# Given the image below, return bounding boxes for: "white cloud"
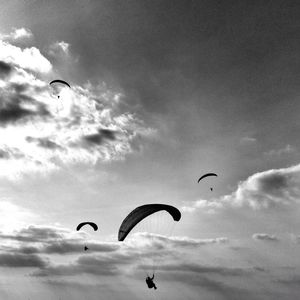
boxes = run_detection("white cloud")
[222,164,300,209]
[11,28,33,40]
[0,28,33,41]
[0,40,52,73]
[0,201,37,232]
[264,144,296,156]
[240,136,257,144]
[182,199,223,213]
[48,41,70,56]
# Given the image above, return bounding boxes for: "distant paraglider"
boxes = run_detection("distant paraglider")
[49,79,70,99]
[76,222,98,252]
[198,173,218,191]
[49,79,71,88]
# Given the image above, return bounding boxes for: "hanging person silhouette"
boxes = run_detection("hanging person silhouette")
[146,274,157,290]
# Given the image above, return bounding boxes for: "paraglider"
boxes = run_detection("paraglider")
[198,173,218,191]
[118,204,181,290]
[49,79,70,99]
[118,204,181,242]
[76,222,98,252]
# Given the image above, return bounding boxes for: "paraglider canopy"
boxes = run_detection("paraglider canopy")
[118,204,181,242]
[49,79,71,88]
[76,222,98,231]
[197,173,218,183]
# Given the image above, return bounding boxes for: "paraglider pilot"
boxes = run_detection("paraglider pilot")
[146,274,157,290]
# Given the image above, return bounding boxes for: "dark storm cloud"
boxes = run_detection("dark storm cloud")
[26,137,62,150]
[252,233,279,242]
[0,61,13,78]
[0,253,48,268]
[83,128,117,146]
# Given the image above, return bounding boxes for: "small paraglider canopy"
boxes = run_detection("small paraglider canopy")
[197,173,218,183]
[76,222,98,231]
[118,204,181,242]
[49,79,71,88]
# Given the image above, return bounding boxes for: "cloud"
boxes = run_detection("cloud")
[11,28,33,40]
[0,225,69,243]
[159,262,250,277]
[0,225,119,256]
[252,233,279,242]
[48,41,70,56]
[0,40,52,73]
[0,61,13,78]
[26,137,62,150]
[82,128,117,146]
[0,253,48,268]
[264,144,296,156]
[0,201,36,232]
[31,252,135,277]
[277,275,300,286]
[0,28,33,41]
[129,233,228,249]
[182,199,223,213]
[240,136,257,144]
[222,164,300,209]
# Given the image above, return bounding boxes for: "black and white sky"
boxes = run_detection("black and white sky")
[0,1,300,299]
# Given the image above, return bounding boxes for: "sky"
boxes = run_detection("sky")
[0,0,299,299]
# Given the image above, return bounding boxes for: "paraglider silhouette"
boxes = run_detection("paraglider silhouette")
[49,79,71,88]
[76,222,98,252]
[49,80,71,98]
[118,204,181,290]
[198,173,218,191]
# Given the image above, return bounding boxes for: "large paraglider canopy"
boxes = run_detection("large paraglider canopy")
[118,204,181,242]
[76,222,98,231]
[197,173,218,183]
